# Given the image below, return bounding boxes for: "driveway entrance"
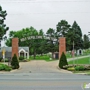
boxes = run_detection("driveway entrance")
[11,60,62,73]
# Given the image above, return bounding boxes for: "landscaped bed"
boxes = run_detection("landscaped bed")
[0,63,12,71]
[61,56,90,75]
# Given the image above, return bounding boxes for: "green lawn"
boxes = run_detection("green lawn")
[29,55,57,62]
[87,72,90,75]
[72,70,90,75]
[68,57,90,64]
[68,57,90,74]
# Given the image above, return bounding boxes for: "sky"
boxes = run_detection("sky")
[0,0,90,46]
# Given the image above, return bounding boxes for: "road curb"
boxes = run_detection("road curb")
[57,66,73,73]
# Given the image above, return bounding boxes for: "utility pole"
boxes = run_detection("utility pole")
[0,40,1,50]
[73,41,75,64]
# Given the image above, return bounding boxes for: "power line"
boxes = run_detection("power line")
[7,12,90,15]
[0,0,90,3]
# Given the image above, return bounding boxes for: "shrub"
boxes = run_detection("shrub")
[63,64,77,69]
[67,67,75,71]
[0,64,12,71]
[5,58,9,62]
[84,65,90,70]
[19,56,24,61]
[0,64,4,70]
[11,54,20,69]
[75,66,85,71]
[59,52,68,69]
[4,65,12,71]
[0,57,2,62]
[2,58,9,62]
[63,65,68,69]
[23,59,28,62]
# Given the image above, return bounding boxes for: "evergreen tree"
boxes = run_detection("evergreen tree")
[66,21,83,51]
[56,20,70,37]
[83,34,90,49]
[72,21,83,50]
[59,52,68,69]
[11,54,19,69]
[0,5,9,39]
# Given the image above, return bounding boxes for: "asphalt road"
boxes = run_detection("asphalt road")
[0,73,90,90]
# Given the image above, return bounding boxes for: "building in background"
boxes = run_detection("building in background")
[0,47,29,60]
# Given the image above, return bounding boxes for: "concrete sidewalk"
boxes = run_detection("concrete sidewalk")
[67,55,90,61]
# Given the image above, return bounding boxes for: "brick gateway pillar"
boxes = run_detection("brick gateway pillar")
[59,37,66,59]
[12,38,19,59]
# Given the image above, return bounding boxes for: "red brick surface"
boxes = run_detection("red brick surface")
[59,37,66,59]
[12,38,19,58]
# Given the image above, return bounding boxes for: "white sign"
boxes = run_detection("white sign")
[21,36,56,41]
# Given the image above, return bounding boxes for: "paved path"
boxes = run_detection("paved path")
[11,60,72,73]
[67,55,90,61]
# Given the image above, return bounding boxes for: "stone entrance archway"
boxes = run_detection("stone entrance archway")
[11,37,66,73]
[12,37,66,59]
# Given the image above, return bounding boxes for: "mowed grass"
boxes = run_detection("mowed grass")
[29,55,55,62]
[68,57,90,64]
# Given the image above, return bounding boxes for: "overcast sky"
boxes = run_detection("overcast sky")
[0,0,90,41]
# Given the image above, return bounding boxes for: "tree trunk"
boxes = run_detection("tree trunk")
[52,52,54,59]
[41,53,43,56]
[33,49,36,59]
[34,52,36,59]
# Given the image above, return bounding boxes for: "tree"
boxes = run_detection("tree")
[72,21,83,50]
[88,32,90,48]
[5,38,12,46]
[37,29,46,55]
[11,54,19,69]
[59,52,68,69]
[46,28,57,58]
[66,21,83,51]
[56,20,70,37]
[5,27,46,59]
[39,29,44,35]
[0,5,9,40]
[83,34,90,49]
